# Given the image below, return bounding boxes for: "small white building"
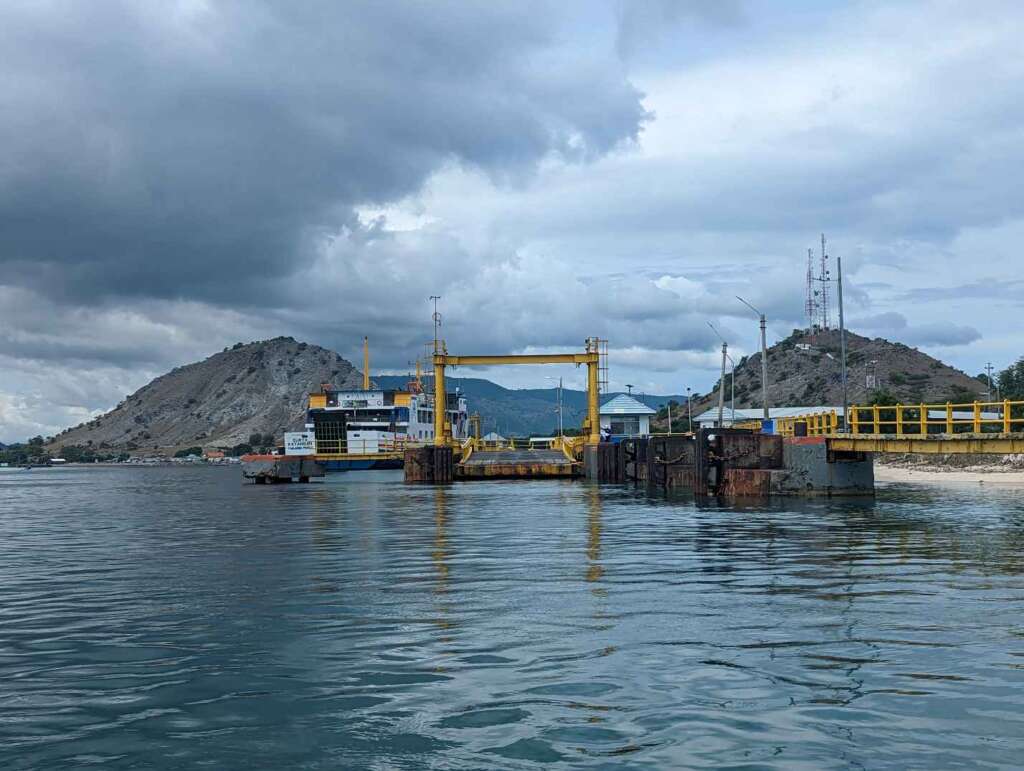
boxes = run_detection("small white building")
[600,394,657,436]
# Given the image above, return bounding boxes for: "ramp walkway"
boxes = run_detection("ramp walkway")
[456,449,579,479]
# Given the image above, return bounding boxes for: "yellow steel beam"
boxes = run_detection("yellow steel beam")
[434,353,447,446]
[444,353,598,366]
[829,434,1024,454]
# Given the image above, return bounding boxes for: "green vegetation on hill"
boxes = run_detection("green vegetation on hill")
[998,358,1024,400]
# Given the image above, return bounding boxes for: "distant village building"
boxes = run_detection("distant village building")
[599,394,656,436]
[204,449,225,459]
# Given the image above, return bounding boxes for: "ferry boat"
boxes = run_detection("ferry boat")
[306,357,469,471]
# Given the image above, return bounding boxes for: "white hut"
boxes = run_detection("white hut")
[599,394,657,436]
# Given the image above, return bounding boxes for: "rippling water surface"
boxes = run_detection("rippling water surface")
[2,466,1024,768]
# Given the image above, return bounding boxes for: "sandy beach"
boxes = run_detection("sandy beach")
[875,463,1024,487]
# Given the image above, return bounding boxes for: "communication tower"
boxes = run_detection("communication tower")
[805,234,833,332]
[819,233,831,330]
[805,248,817,331]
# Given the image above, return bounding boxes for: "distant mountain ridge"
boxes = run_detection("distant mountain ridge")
[45,328,985,453]
[49,337,363,453]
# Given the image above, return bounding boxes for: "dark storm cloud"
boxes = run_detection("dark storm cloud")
[0,0,646,305]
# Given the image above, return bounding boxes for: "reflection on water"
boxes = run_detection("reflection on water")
[2,466,1024,768]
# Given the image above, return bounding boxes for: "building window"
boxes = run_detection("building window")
[609,416,641,436]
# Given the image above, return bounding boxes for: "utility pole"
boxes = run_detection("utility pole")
[708,322,728,428]
[546,376,563,437]
[686,386,692,431]
[725,353,736,422]
[557,378,562,437]
[985,362,994,402]
[837,256,849,431]
[667,402,672,434]
[718,344,727,427]
[737,296,769,421]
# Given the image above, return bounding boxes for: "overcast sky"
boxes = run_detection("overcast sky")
[2,0,1023,442]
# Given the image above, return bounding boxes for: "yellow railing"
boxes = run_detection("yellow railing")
[848,401,1024,435]
[774,411,840,436]
[732,420,763,430]
[314,437,425,456]
[771,401,1024,437]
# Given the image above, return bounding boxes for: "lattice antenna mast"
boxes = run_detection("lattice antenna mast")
[805,248,818,331]
[819,233,831,330]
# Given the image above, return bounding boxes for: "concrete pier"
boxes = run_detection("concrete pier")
[456,449,577,479]
[599,430,873,497]
[241,455,325,483]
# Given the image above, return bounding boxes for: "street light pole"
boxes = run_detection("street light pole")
[726,353,736,422]
[836,257,849,432]
[708,322,728,428]
[546,376,563,438]
[718,344,727,427]
[687,386,692,431]
[737,296,769,421]
[557,377,563,437]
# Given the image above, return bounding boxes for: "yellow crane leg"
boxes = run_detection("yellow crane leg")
[434,355,447,446]
[586,358,600,446]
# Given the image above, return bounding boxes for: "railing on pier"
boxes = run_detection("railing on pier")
[774,411,839,437]
[772,400,1024,437]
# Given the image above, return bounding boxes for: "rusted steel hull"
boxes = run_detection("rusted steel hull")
[404,446,454,483]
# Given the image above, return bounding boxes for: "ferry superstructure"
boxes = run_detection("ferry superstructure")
[306,366,468,470]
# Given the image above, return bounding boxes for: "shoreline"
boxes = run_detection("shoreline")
[875,463,1024,487]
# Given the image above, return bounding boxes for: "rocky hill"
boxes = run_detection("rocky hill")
[686,328,986,419]
[49,337,363,453]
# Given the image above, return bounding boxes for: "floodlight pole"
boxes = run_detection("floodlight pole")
[726,353,736,422]
[708,322,728,428]
[687,386,692,431]
[837,257,849,432]
[737,296,769,421]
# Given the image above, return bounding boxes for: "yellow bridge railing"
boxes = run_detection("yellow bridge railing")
[774,411,839,436]
[771,401,1024,437]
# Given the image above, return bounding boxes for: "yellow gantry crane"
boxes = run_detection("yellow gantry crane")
[432,338,604,448]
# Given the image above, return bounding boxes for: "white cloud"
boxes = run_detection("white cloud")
[3,1,1024,441]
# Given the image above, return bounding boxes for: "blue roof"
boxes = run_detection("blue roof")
[599,394,657,415]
